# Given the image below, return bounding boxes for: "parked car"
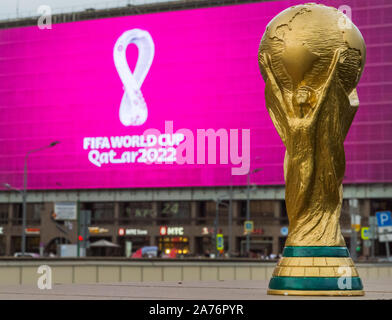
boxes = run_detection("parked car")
[131,246,158,258]
[14,252,40,258]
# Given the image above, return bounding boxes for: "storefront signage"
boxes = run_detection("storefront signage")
[252,228,263,235]
[216,234,224,251]
[54,202,77,220]
[25,228,40,235]
[244,220,254,234]
[126,229,148,236]
[118,228,148,236]
[242,228,264,235]
[160,226,184,236]
[89,227,109,234]
[361,227,370,240]
[202,227,211,235]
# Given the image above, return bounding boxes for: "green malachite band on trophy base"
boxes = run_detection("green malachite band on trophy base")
[283,246,350,257]
[269,276,363,291]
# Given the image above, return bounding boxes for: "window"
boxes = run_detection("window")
[280,201,289,225]
[196,202,206,225]
[83,203,114,224]
[158,202,191,225]
[371,199,392,213]
[206,201,228,225]
[119,202,155,225]
[0,204,8,224]
[238,200,276,225]
[12,203,42,225]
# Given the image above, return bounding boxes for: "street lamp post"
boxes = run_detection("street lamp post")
[228,177,233,257]
[245,168,263,257]
[8,141,60,256]
[213,196,230,258]
[349,198,359,262]
[246,173,250,255]
[214,174,262,258]
[214,200,219,257]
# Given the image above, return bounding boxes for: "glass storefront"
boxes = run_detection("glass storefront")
[117,235,150,256]
[237,236,273,257]
[157,236,190,256]
[195,235,213,257]
[11,236,40,254]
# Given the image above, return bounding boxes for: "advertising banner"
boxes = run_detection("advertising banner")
[54,202,77,220]
[0,0,391,189]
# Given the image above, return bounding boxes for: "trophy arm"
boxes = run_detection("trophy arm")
[307,48,342,121]
[260,53,292,146]
[260,53,294,118]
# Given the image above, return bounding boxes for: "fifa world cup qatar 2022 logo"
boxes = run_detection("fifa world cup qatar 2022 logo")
[82,28,251,175]
[113,29,155,126]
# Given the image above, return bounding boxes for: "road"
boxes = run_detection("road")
[0,279,391,300]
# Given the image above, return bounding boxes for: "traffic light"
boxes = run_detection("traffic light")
[79,210,91,249]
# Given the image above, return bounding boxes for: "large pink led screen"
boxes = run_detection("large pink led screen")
[0,0,391,190]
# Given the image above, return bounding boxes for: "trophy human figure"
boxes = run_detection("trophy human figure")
[258,3,366,295]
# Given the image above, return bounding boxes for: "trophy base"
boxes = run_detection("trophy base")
[267,289,364,296]
[267,246,364,296]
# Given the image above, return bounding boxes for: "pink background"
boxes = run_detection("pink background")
[0,0,391,190]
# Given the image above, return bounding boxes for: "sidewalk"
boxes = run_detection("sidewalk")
[0,279,391,300]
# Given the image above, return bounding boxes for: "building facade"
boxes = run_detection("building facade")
[0,0,391,258]
[1,184,391,257]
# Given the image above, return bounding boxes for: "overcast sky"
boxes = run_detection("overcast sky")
[0,0,174,20]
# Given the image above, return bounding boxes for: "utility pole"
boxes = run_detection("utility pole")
[21,158,27,255]
[214,201,219,257]
[349,199,359,261]
[213,197,230,258]
[77,200,80,257]
[228,176,233,257]
[369,216,376,260]
[22,141,60,255]
[79,210,91,257]
[245,168,263,257]
[246,173,251,255]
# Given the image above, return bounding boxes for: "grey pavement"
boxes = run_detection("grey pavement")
[0,279,391,300]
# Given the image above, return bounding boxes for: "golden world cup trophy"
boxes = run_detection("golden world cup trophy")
[258,3,366,296]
